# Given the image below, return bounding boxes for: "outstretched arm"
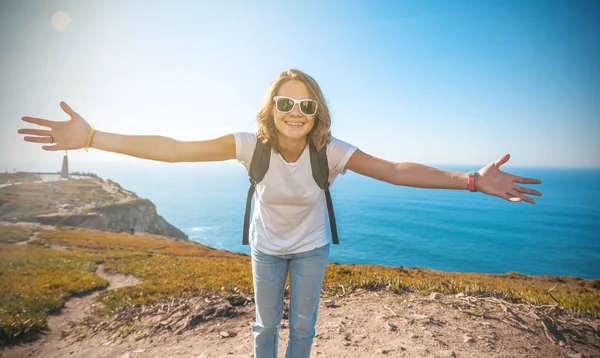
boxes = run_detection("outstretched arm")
[345,149,542,204]
[18,102,236,163]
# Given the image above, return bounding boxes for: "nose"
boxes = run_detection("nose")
[289,103,302,116]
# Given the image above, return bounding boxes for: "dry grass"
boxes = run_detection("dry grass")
[1,226,598,344]
[0,244,106,341]
[0,225,36,244]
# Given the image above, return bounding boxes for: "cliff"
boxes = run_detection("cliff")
[0,172,188,240]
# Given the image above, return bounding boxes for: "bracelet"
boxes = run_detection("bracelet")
[467,171,477,192]
[84,126,95,152]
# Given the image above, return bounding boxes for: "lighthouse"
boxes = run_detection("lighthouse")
[60,151,69,178]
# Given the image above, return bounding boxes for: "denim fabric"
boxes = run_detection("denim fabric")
[251,243,330,358]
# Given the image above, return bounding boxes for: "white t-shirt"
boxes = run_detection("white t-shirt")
[234,132,358,255]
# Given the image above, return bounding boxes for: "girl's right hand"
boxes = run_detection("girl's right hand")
[18,101,91,151]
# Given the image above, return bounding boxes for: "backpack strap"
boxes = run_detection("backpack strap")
[309,142,339,244]
[243,139,271,245]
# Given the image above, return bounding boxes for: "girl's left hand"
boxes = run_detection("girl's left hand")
[475,153,542,204]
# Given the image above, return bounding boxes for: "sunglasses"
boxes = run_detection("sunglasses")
[273,96,318,116]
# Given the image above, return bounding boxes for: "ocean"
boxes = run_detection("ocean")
[73,160,600,279]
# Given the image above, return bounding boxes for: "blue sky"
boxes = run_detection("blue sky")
[1,0,599,172]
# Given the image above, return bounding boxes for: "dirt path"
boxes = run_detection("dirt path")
[2,232,143,358]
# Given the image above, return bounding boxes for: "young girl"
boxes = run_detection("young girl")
[19,69,542,358]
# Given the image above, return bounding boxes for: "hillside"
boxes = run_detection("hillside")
[0,172,187,240]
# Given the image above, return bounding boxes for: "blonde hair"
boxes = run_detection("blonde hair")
[257,69,332,152]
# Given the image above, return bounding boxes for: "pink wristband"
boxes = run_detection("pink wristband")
[468,172,476,192]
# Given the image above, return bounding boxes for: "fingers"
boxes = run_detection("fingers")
[23,136,53,144]
[500,193,521,202]
[21,116,58,129]
[42,145,63,151]
[495,153,510,168]
[60,101,77,116]
[514,184,542,197]
[508,188,536,204]
[500,190,538,204]
[18,128,52,136]
[514,176,542,185]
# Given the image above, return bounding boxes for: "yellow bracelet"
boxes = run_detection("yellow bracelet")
[84,126,95,152]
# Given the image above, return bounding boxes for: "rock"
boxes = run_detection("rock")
[226,295,248,307]
[387,322,398,332]
[324,299,336,307]
[413,314,431,326]
[343,342,351,347]
[455,293,465,298]
[407,304,413,308]
[219,331,230,338]
[409,333,418,339]
[477,335,495,341]
[429,292,441,300]
[450,352,457,358]
[132,350,145,354]
[559,340,566,347]
[568,354,586,358]
[463,334,475,343]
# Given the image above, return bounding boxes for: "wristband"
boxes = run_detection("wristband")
[467,171,477,192]
[84,126,95,152]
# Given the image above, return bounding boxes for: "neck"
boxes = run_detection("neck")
[277,136,307,163]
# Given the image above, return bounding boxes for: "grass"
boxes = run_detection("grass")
[1,225,599,344]
[0,226,36,244]
[0,244,107,341]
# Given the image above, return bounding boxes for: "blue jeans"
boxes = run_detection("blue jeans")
[251,243,330,358]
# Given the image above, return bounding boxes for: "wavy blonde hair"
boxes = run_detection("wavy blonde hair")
[257,69,332,152]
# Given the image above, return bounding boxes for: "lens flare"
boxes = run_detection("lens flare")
[51,11,71,32]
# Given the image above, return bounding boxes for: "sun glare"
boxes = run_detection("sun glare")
[51,11,71,32]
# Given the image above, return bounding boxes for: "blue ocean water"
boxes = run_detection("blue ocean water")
[76,161,600,279]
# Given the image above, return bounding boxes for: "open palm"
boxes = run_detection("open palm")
[18,102,90,151]
[476,153,542,204]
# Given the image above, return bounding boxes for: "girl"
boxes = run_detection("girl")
[19,69,542,358]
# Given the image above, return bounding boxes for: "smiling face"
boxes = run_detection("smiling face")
[272,80,316,145]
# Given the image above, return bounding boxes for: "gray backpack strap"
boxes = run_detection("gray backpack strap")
[243,138,271,245]
[309,143,339,244]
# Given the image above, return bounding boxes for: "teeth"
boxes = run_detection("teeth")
[286,122,303,127]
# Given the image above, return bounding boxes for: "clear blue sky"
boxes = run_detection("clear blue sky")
[1,0,599,172]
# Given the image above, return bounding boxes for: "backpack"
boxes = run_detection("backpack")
[242,138,339,245]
